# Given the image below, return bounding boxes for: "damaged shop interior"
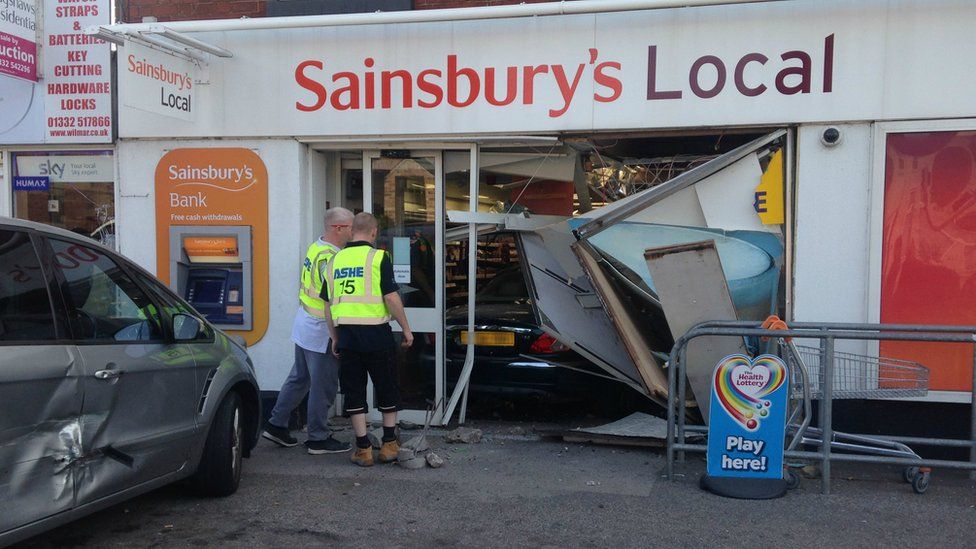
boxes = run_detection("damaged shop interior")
[317,128,789,425]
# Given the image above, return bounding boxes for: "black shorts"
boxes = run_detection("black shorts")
[339,348,400,415]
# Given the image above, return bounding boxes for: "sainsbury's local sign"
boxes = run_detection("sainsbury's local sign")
[294,36,835,118]
[122,41,196,121]
[117,0,976,138]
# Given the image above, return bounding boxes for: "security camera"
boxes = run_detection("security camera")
[821,127,842,147]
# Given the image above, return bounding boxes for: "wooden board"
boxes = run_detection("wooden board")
[572,240,669,405]
[644,240,747,420]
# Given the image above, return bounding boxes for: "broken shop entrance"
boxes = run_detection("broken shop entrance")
[314,129,789,425]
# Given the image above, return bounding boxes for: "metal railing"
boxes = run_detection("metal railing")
[665,320,976,494]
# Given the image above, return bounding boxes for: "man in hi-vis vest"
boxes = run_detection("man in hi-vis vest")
[322,212,414,467]
[263,207,354,455]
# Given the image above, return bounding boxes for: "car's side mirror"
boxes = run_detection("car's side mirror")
[173,314,203,341]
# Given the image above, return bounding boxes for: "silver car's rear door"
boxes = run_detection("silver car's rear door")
[0,228,83,534]
[45,237,198,505]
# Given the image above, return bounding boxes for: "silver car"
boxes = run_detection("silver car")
[0,217,261,546]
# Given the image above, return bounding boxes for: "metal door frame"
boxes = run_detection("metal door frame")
[363,149,445,425]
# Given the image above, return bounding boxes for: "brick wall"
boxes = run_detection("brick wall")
[414,0,555,9]
[118,0,560,23]
[118,0,268,23]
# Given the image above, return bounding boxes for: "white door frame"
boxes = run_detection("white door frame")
[363,149,445,425]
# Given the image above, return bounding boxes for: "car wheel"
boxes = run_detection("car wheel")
[191,392,243,497]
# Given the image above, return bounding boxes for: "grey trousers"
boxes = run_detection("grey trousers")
[268,344,340,441]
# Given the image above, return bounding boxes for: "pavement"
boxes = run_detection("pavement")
[15,421,976,548]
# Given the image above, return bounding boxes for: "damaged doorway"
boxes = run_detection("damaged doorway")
[443,130,792,423]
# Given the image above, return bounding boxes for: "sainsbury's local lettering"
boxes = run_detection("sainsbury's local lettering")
[647,34,835,100]
[294,50,622,118]
[294,35,836,117]
[127,54,193,91]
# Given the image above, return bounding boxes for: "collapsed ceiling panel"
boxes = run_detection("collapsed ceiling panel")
[516,130,787,406]
[520,230,645,392]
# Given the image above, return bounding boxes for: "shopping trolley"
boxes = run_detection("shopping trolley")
[764,317,933,493]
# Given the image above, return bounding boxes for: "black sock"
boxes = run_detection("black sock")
[356,435,371,449]
[382,426,397,442]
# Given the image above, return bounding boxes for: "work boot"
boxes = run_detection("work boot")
[378,440,400,463]
[351,446,374,467]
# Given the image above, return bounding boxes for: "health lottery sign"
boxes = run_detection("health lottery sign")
[706,354,789,480]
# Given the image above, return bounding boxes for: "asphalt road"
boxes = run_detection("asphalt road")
[15,424,976,548]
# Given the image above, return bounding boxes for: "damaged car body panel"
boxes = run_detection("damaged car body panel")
[0,346,85,533]
[42,235,203,506]
[516,130,788,407]
[0,218,261,546]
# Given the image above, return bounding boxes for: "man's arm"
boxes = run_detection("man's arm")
[384,291,413,348]
[377,250,412,346]
[323,302,340,355]
[319,268,339,355]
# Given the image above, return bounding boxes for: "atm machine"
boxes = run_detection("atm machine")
[169,226,252,331]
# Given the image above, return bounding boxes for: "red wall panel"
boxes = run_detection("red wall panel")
[881,130,976,392]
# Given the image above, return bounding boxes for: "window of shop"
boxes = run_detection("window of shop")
[881,129,976,392]
[10,151,116,248]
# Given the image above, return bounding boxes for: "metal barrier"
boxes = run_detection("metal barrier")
[665,320,976,494]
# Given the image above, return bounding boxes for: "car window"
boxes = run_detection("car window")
[0,230,58,342]
[476,268,528,302]
[139,273,214,341]
[50,239,164,343]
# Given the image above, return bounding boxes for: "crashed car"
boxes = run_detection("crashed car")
[435,265,625,402]
[0,217,261,546]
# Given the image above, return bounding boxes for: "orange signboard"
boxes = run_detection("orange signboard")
[155,148,269,346]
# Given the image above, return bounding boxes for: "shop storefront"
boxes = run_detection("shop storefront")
[1,0,115,244]
[7,149,117,246]
[100,0,976,422]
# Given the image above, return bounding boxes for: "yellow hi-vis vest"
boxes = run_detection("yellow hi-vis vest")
[298,240,339,319]
[325,245,391,326]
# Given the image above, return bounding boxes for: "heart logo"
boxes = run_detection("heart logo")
[713,354,786,431]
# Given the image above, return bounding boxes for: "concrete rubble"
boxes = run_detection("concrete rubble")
[445,427,483,444]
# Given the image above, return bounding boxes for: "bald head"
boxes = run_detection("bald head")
[351,212,379,242]
[323,207,354,246]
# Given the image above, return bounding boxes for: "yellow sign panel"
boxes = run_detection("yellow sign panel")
[754,150,785,225]
[460,331,516,347]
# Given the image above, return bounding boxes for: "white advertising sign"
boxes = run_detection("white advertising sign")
[42,0,112,143]
[393,264,411,284]
[0,0,37,82]
[16,153,114,182]
[117,0,976,139]
[122,41,197,121]
[0,73,44,142]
